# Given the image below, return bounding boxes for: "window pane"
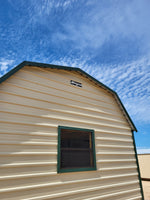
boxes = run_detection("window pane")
[58,127,96,172]
[61,130,90,149]
[61,150,92,168]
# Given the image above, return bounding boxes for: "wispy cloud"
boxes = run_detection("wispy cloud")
[83,57,150,123]
[4,0,150,65]
[50,55,150,124]
[51,0,150,58]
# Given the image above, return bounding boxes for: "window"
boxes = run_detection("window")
[57,126,96,173]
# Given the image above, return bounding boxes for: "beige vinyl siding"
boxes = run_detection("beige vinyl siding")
[0,66,141,200]
[138,154,150,179]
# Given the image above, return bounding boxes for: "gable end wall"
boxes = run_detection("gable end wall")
[0,66,142,199]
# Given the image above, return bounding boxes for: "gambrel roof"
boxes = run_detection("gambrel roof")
[0,61,137,132]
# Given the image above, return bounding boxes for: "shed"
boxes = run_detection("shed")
[0,61,144,200]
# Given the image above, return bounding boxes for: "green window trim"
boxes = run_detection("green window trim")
[57,126,97,173]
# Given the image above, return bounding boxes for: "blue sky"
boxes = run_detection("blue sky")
[0,0,150,153]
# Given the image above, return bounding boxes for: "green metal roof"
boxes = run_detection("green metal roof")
[0,61,137,132]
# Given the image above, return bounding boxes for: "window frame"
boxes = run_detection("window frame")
[57,126,97,173]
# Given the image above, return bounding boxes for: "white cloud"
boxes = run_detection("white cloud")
[0,59,14,76]
[137,148,150,154]
[51,0,150,53]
